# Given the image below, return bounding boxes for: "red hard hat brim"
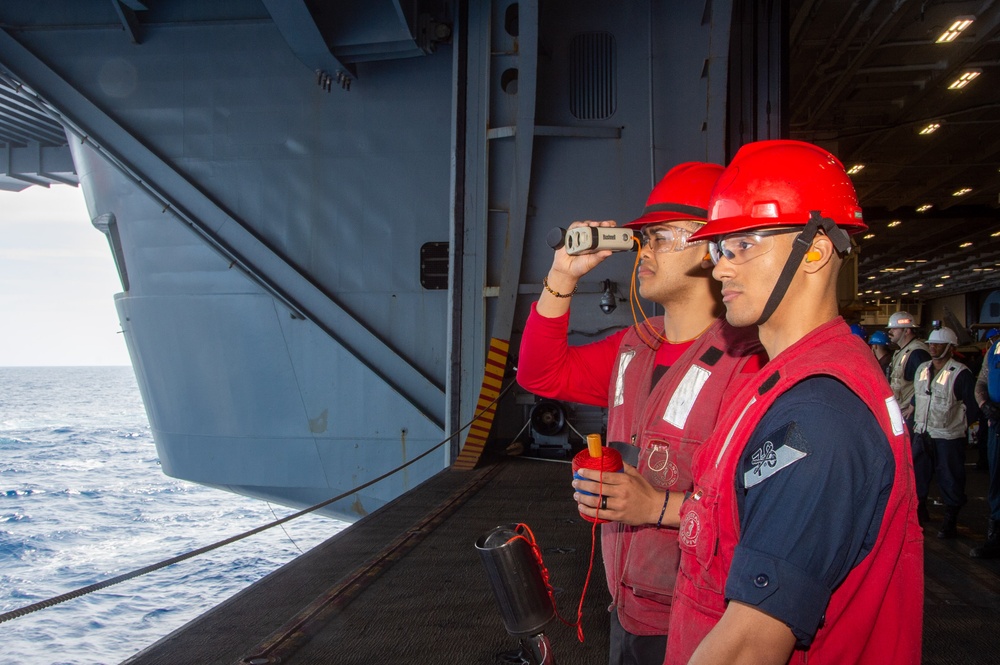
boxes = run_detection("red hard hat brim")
[689,216,867,241]
[623,210,707,229]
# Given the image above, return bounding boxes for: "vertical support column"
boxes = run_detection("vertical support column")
[454,0,538,468]
[726,0,788,155]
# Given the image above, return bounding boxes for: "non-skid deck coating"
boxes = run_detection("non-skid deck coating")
[124,452,1000,664]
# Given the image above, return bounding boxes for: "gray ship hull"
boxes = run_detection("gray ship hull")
[0,0,733,521]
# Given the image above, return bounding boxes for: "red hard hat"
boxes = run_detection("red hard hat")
[689,140,866,241]
[624,162,725,229]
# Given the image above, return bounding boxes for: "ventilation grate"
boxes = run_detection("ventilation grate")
[570,32,617,120]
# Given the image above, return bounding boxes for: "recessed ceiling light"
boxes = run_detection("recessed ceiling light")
[867,275,876,280]
[991,230,1000,237]
[914,283,924,288]
[847,164,865,175]
[902,292,910,296]
[953,187,972,196]
[887,220,902,227]
[935,284,945,287]
[912,289,920,293]
[942,275,951,279]
[948,69,981,89]
[918,122,941,135]
[960,241,973,248]
[916,204,933,212]
[863,233,875,239]
[936,16,975,43]
[874,290,881,294]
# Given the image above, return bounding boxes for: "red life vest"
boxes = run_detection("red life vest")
[667,318,924,664]
[602,317,762,635]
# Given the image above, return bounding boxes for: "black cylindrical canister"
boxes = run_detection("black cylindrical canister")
[475,524,555,638]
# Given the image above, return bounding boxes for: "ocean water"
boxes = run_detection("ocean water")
[0,366,346,665]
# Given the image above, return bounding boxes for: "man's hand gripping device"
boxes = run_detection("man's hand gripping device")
[547,226,637,255]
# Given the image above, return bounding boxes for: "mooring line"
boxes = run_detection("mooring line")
[0,380,516,624]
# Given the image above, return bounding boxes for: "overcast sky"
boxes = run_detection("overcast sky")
[0,185,130,366]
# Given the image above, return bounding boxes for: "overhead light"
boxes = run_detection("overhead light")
[935,283,944,288]
[960,241,973,248]
[874,290,881,294]
[902,292,910,296]
[865,289,873,294]
[918,122,941,135]
[992,230,1000,237]
[887,220,902,227]
[867,275,876,280]
[847,164,865,175]
[948,69,981,90]
[916,204,933,212]
[953,187,972,196]
[942,275,951,279]
[914,283,924,287]
[936,16,975,43]
[863,233,875,239]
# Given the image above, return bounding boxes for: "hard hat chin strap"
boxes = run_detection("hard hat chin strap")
[754,212,852,327]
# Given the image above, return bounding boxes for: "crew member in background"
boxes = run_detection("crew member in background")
[868,330,893,379]
[887,310,933,523]
[654,140,922,664]
[518,162,763,665]
[971,328,1000,558]
[912,327,980,539]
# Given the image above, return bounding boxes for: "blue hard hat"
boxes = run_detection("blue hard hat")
[850,323,867,339]
[986,328,1000,340]
[868,330,889,346]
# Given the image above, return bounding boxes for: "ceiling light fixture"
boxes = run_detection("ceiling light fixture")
[960,241,973,248]
[991,230,1000,237]
[847,164,865,175]
[863,233,875,239]
[918,122,941,135]
[914,283,924,288]
[888,220,901,227]
[916,204,933,212]
[953,187,972,196]
[936,16,975,43]
[948,69,981,90]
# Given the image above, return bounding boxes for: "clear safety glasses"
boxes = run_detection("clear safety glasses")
[708,228,802,265]
[640,225,703,254]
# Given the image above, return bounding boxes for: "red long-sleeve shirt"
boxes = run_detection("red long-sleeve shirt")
[517,303,694,406]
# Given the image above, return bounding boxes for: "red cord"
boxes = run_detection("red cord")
[504,476,604,643]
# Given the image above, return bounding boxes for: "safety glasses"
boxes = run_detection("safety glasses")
[708,228,802,265]
[640,225,703,254]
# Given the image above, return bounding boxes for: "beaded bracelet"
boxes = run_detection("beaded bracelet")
[656,492,670,529]
[543,276,578,298]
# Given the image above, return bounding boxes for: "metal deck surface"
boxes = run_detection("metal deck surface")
[123,451,1000,664]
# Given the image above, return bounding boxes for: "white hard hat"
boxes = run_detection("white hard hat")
[887,311,918,329]
[926,327,958,346]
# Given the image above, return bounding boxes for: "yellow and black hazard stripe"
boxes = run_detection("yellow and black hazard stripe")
[452,338,509,470]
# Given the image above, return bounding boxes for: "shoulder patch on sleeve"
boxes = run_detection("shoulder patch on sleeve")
[743,422,809,489]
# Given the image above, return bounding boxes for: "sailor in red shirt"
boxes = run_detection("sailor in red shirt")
[658,140,923,664]
[517,163,763,665]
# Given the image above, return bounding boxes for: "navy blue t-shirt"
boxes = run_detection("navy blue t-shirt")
[724,377,895,646]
